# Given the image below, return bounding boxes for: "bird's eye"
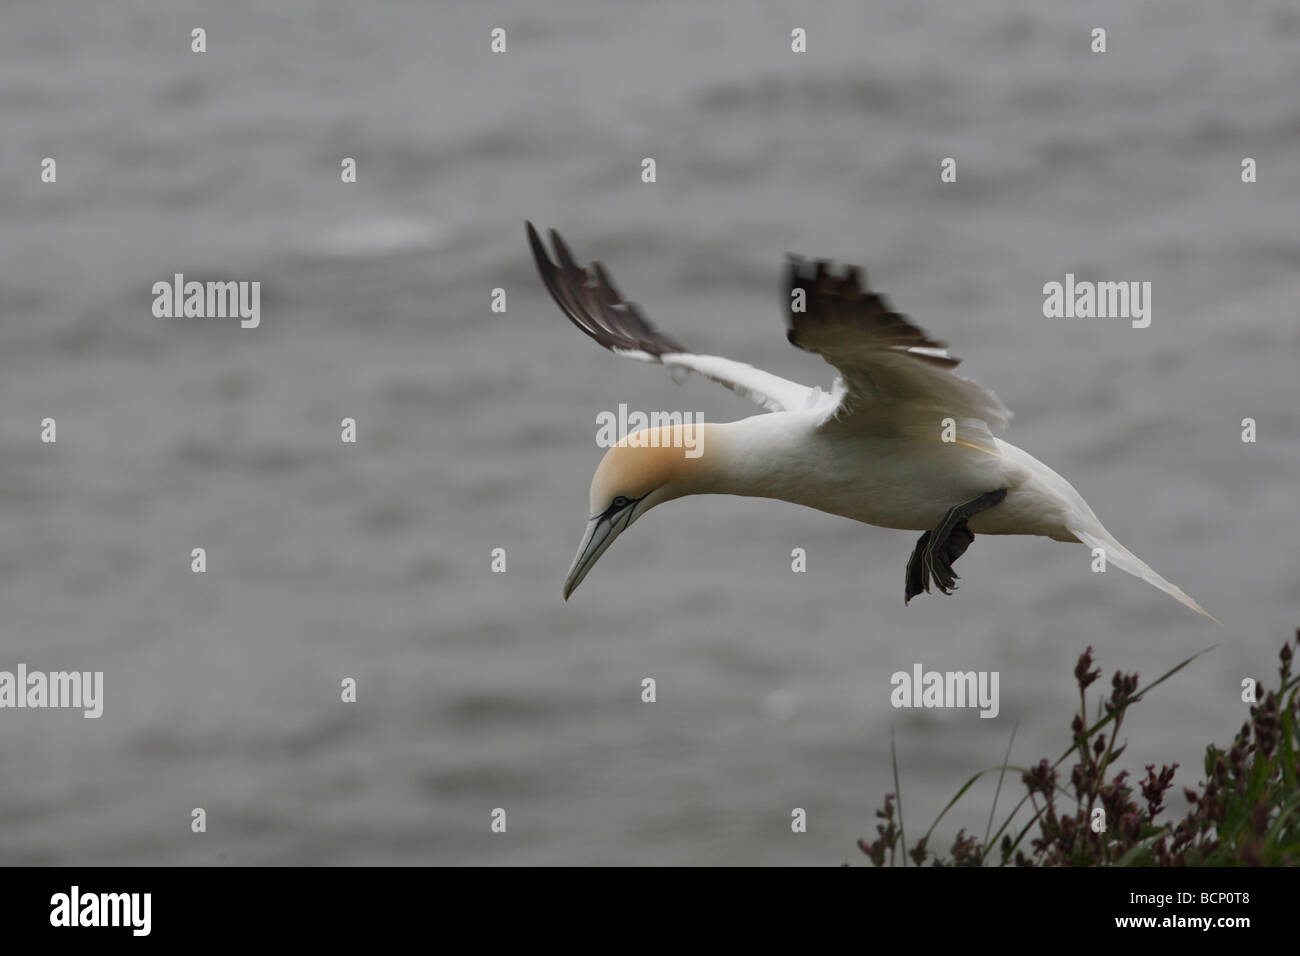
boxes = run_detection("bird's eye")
[612,495,630,508]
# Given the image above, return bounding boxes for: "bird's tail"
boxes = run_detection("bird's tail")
[1066,519,1217,623]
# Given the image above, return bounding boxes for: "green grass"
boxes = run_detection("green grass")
[859,630,1300,866]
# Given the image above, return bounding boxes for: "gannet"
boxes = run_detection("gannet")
[527,223,1214,620]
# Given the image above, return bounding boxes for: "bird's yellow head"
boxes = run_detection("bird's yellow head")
[563,424,714,600]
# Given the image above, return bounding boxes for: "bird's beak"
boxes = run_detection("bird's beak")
[562,507,633,601]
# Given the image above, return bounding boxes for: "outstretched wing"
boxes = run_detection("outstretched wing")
[528,222,822,414]
[785,256,1012,431]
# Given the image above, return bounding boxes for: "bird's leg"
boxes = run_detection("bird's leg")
[905,489,1008,604]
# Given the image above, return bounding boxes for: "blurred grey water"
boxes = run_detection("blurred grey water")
[0,0,1297,865]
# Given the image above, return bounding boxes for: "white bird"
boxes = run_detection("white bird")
[528,223,1214,620]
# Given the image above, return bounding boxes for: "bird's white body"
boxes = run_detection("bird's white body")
[687,401,1099,542]
[697,412,1032,534]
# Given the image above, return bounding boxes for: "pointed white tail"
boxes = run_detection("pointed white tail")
[1068,523,1217,622]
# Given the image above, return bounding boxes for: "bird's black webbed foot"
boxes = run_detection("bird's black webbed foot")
[904,489,1007,604]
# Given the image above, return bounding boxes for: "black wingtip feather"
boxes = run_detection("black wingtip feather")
[784,254,962,368]
[526,225,688,358]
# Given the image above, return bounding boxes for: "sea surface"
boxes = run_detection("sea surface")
[1,0,1297,865]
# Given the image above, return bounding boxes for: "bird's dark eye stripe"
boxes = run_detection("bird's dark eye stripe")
[596,494,640,520]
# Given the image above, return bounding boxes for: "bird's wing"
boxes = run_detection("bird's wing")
[785,256,1013,433]
[529,223,822,414]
